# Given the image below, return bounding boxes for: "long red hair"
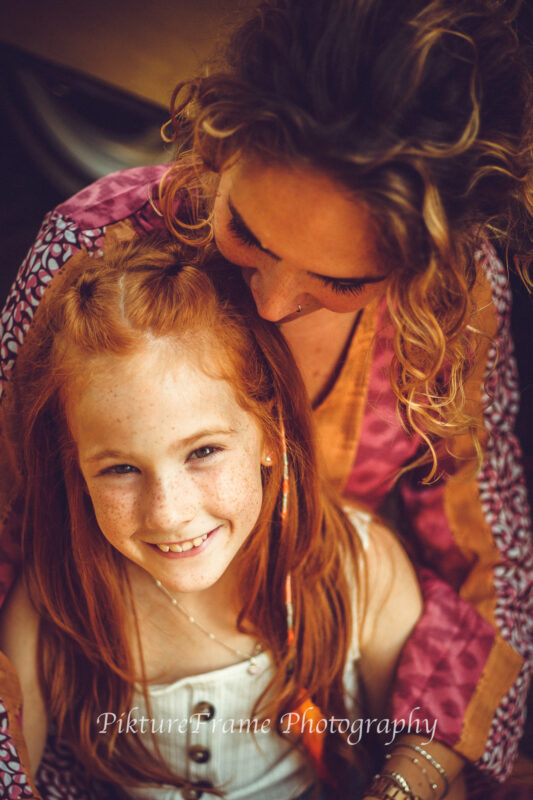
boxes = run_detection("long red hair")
[6,238,367,793]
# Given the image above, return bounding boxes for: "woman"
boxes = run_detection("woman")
[0,0,531,796]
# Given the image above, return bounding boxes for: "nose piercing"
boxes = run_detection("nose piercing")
[297,304,302,313]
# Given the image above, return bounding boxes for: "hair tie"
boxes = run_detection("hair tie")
[163,260,183,277]
[77,276,97,306]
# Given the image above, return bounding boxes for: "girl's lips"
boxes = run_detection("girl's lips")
[149,526,220,559]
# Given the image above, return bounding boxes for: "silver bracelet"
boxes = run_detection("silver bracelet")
[393,743,450,797]
[383,770,412,794]
[385,752,437,797]
[368,773,420,799]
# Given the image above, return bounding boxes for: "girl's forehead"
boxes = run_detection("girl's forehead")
[66,337,265,450]
[65,334,253,426]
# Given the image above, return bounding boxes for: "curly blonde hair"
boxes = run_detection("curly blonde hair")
[159,0,533,478]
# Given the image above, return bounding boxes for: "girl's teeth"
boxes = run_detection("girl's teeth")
[156,533,209,553]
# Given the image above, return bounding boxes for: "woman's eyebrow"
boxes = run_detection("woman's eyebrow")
[228,198,281,260]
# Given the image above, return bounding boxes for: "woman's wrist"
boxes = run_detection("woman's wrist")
[363,733,464,800]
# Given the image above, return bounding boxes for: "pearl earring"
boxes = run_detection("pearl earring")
[264,454,273,464]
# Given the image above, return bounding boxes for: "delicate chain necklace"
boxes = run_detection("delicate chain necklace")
[154,578,263,675]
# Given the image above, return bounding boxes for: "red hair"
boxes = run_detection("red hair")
[7,238,367,793]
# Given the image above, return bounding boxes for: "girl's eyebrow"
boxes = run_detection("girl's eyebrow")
[84,429,238,463]
[228,197,389,286]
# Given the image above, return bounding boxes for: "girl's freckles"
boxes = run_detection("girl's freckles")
[72,337,265,596]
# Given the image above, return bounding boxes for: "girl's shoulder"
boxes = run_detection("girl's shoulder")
[0,576,47,777]
[342,505,423,711]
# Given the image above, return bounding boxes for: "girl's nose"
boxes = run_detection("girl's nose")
[248,266,306,323]
[143,474,197,535]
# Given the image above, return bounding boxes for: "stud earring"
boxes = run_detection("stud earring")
[264,453,273,464]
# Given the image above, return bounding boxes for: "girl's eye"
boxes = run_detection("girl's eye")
[228,214,259,249]
[188,446,222,462]
[102,464,138,476]
[316,275,366,296]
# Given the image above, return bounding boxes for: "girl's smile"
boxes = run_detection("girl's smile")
[148,524,219,557]
[68,336,269,598]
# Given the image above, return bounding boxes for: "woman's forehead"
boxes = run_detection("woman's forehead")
[218,157,388,281]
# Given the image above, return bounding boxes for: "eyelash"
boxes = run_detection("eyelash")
[228,214,260,249]
[100,447,222,476]
[188,446,222,462]
[228,212,368,296]
[102,464,138,476]
[316,275,366,296]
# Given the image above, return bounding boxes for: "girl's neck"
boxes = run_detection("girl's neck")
[127,562,258,684]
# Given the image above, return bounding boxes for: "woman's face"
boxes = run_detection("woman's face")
[213,157,390,323]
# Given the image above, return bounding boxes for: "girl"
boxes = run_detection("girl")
[1,0,531,795]
[0,238,460,799]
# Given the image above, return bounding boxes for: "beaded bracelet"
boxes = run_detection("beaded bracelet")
[384,752,437,798]
[368,772,422,800]
[383,771,412,794]
[392,743,450,798]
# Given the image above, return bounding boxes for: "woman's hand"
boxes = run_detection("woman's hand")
[362,734,466,799]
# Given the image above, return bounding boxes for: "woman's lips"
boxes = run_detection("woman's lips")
[149,526,219,559]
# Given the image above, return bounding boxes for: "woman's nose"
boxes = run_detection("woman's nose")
[143,474,197,535]
[248,265,306,322]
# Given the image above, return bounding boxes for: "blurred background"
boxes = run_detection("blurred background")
[0,0,532,506]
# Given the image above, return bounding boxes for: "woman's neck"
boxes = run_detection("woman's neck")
[280,308,360,405]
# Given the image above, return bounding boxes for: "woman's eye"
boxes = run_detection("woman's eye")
[102,464,138,476]
[188,446,222,462]
[317,275,366,296]
[228,214,259,249]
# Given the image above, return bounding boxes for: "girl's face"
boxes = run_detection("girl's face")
[68,337,268,597]
[213,157,391,324]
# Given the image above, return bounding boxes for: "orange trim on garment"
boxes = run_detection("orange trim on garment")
[313,296,380,493]
[0,651,42,798]
[455,636,523,761]
[288,694,335,784]
[443,266,502,628]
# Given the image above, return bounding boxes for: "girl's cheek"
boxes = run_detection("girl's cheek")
[204,459,263,517]
[87,486,137,533]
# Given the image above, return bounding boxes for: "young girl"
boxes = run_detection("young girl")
[0,238,462,799]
